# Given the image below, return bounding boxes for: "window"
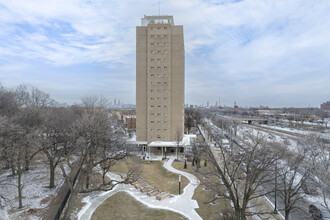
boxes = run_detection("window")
[164,27,167,30]
[164,129,167,131]
[157,51,161,53]
[164,90,168,93]
[157,90,161,92]
[150,98,155,100]
[157,66,161,69]
[164,98,168,100]
[164,35,168,37]
[164,43,168,45]
[151,74,155,77]
[164,59,168,62]
[157,82,161,85]
[151,51,155,53]
[164,105,168,108]
[150,82,155,85]
[157,43,161,45]
[164,82,168,85]
[157,129,161,131]
[164,74,168,77]
[164,113,167,116]
[157,113,161,115]
[151,35,154,38]
[151,43,154,45]
[157,35,161,38]
[157,121,161,123]
[151,27,154,30]
[151,59,154,61]
[157,136,161,139]
[164,121,167,123]
[151,105,154,107]
[157,27,161,30]
[157,58,161,61]
[157,98,161,100]
[151,121,154,123]
[164,66,167,69]
[164,51,168,54]
[151,90,154,92]
[151,113,155,115]
[157,105,161,108]
[158,74,161,77]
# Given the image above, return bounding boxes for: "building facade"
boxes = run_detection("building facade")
[321,101,330,110]
[136,15,184,144]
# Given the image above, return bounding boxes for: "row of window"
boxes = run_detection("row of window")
[150,105,168,108]
[151,42,168,46]
[150,90,168,93]
[150,129,168,131]
[150,34,168,38]
[151,58,168,62]
[151,51,168,54]
[150,66,167,69]
[150,82,168,85]
[151,121,167,123]
[150,97,168,101]
[150,74,168,77]
[150,27,168,30]
[151,113,168,116]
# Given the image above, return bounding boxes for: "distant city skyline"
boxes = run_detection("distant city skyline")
[0,0,329,107]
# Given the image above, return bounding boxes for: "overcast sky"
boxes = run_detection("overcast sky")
[0,0,329,107]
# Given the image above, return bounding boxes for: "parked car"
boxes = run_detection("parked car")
[309,205,323,220]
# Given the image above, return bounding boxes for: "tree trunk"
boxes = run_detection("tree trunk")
[18,165,23,208]
[102,171,106,185]
[86,172,90,189]
[49,160,55,188]
[24,147,30,171]
[176,146,178,160]
[285,209,290,220]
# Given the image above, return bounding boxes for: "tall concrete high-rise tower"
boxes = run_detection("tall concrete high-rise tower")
[136,15,184,144]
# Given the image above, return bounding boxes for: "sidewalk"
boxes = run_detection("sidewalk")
[78,157,202,220]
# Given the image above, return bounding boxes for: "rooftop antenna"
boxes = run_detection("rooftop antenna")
[158,1,160,16]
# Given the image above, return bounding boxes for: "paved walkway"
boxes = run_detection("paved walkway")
[77,157,202,220]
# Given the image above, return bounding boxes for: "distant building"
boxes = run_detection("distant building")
[321,101,330,110]
[126,116,136,130]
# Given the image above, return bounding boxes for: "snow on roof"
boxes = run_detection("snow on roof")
[148,134,197,147]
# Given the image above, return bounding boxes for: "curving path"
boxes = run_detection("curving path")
[78,157,202,220]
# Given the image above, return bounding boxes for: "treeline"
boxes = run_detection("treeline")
[0,85,133,214]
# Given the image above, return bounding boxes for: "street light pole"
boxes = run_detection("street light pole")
[179,174,181,195]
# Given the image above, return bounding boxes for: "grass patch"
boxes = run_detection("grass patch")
[172,161,235,220]
[91,191,186,220]
[110,157,189,195]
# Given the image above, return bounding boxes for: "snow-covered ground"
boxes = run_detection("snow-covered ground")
[0,158,66,220]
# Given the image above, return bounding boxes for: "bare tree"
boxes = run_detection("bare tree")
[39,107,76,188]
[175,128,183,161]
[15,85,54,108]
[205,131,281,219]
[277,149,310,220]
[308,134,330,211]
